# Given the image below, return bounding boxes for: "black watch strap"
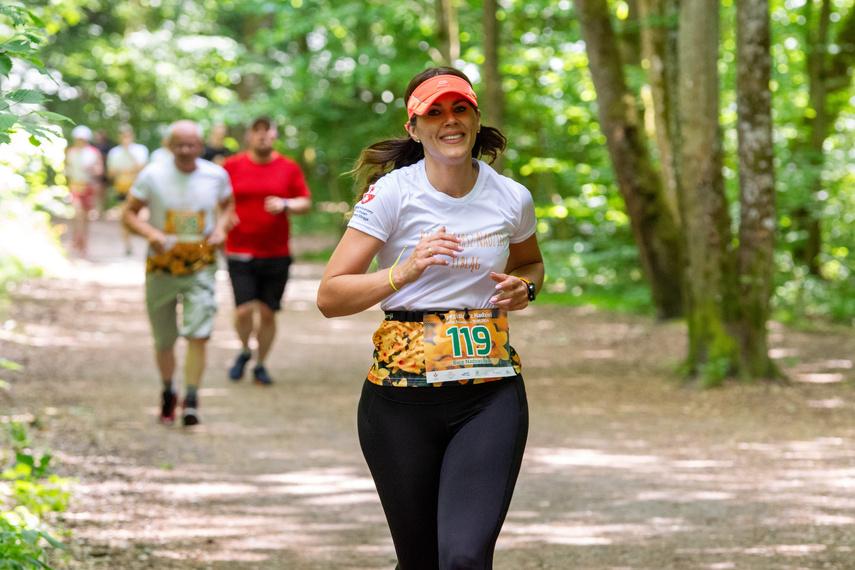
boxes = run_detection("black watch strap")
[520,278,536,301]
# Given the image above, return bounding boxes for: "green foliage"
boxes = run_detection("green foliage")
[0,2,73,295]
[0,0,853,328]
[0,514,63,570]
[0,422,69,570]
[539,239,653,315]
[0,200,68,296]
[0,3,71,146]
[1,358,22,371]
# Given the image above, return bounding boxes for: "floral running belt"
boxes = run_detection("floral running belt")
[367,309,522,388]
[146,241,216,275]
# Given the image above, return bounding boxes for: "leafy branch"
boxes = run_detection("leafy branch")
[0,3,71,146]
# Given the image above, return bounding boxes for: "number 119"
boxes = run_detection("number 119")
[446,325,492,357]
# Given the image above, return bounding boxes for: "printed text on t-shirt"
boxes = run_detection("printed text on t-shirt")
[419,229,507,248]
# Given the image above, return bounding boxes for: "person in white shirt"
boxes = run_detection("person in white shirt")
[64,125,103,256]
[317,67,544,569]
[122,120,234,427]
[107,125,150,255]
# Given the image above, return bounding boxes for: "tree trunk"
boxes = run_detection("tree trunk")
[735,0,779,379]
[237,12,275,104]
[639,0,681,228]
[790,0,855,274]
[827,4,855,85]
[435,0,459,66]
[794,0,831,275]
[576,0,684,320]
[482,0,505,172]
[676,0,737,383]
[619,0,642,67]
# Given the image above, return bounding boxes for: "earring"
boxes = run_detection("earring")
[414,138,421,143]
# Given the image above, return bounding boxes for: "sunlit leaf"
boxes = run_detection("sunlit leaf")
[0,112,18,131]
[43,532,66,551]
[6,89,44,104]
[0,5,25,27]
[0,39,32,54]
[35,110,71,123]
[20,529,39,545]
[0,54,11,75]
[27,11,46,28]
[22,33,44,46]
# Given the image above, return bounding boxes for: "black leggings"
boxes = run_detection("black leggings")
[357,376,529,570]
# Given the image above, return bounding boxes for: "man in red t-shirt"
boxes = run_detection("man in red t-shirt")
[223,117,312,385]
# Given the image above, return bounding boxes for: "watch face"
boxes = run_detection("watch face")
[526,282,536,301]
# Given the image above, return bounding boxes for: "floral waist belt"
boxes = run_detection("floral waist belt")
[369,308,522,388]
[146,241,216,275]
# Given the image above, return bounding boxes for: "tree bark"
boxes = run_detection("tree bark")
[482,0,505,172]
[435,0,459,65]
[237,12,275,104]
[735,0,779,379]
[794,0,831,274]
[676,0,737,382]
[619,0,642,67]
[639,0,681,228]
[791,0,855,274]
[576,0,684,320]
[827,4,855,87]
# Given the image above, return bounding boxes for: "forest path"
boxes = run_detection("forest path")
[3,217,855,569]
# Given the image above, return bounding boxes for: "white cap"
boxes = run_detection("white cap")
[71,125,92,141]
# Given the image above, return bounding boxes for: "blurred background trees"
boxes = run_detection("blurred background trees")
[4,0,855,384]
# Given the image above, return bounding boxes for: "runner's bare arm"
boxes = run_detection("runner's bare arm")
[317,228,387,318]
[317,227,463,318]
[264,195,312,215]
[122,195,168,253]
[489,234,545,311]
[207,194,235,247]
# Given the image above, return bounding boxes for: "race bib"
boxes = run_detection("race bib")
[165,210,205,237]
[423,309,516,383]
[147,210,213,275]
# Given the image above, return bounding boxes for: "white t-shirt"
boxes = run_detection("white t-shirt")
[130,158,232,242]
[65,145,101,184]
[150,147,173,163]
[107,143,149,172]
[348,159,537,311]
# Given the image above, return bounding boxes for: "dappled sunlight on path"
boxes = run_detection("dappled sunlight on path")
[4,218,855,568]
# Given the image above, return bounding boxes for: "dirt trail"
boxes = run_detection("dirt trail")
[3,218,855,569]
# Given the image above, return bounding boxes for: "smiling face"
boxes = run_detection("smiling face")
[168,121,204,172]
[407,92,481,167]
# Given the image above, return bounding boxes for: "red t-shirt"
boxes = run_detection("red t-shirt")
[224,152,311,258]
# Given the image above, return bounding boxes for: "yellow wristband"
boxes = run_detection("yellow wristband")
[388,246,407,293]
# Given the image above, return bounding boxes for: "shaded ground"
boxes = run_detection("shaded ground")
[3,217,855,569]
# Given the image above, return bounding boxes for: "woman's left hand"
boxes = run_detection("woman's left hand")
[488,272,530,311]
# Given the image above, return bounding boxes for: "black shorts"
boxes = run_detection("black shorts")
[227,256,292,311]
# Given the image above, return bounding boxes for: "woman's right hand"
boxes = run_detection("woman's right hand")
[392,226,462,288]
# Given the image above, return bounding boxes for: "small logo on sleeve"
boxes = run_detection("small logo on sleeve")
[361,185,378,204]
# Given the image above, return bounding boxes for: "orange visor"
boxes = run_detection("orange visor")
[406,75,478,120]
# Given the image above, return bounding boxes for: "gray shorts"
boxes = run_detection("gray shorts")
[145,265,217,351]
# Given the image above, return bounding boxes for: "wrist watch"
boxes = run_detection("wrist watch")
[520,277,536,302]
